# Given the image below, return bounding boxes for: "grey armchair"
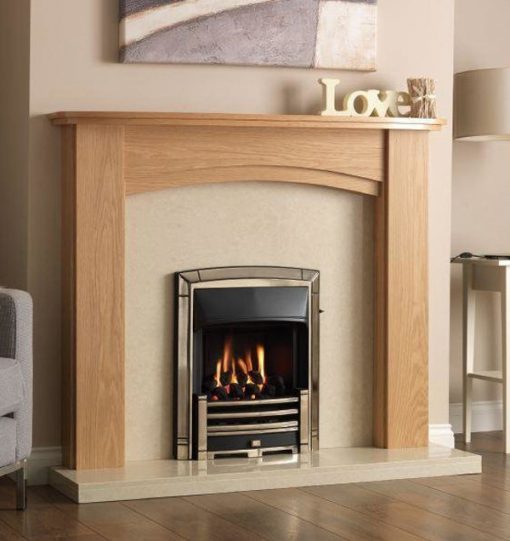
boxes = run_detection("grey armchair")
[0,288,32,510]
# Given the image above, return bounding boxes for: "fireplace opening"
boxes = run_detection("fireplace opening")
[175,267,319,461]
[200,323,308,402]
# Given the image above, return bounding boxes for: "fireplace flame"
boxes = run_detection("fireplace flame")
[256,343,266,388]
[245,349,253,372]
[222,335,232,373]
[238,358,248,374]
[238,358,253,384]
[210,336,273,399]
[231,356,238,384]
[215,359,221,386]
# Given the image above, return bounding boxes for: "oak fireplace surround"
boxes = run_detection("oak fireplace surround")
[49,111,444,471]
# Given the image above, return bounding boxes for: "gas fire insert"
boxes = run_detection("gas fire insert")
[175,266,319,461]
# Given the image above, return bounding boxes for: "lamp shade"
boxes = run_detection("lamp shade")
[454,67,510,141]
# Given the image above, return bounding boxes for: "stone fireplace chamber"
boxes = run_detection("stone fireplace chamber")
[47,111,480,503]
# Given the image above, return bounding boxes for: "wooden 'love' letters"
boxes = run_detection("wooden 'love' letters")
[320,78,411,118]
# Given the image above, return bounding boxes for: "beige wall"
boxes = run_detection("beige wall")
[27,0,454,448]
[450,0,510,406]
[0,0,30,290]
[127,185,374,459]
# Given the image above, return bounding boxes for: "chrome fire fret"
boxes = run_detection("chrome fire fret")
[195,389,310,461]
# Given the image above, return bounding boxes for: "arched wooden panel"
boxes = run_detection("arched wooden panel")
[124,125,384,196]
[125,165,379,196]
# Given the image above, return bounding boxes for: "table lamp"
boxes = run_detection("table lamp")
[455,67,510,141]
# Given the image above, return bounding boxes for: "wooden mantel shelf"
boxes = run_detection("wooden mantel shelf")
[52,110,440,470]
[48,111,445,131]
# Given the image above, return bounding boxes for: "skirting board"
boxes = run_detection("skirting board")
[429,424,455,448]
[50,445,480,504]
[27,447,62,486]
[450,400,503,434]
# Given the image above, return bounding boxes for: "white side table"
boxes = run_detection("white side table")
[458,258,510,453]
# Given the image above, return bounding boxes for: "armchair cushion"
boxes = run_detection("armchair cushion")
[0,417,16,468]
[0,357,25,417]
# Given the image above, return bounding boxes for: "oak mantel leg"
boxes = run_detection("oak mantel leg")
[374,130,429,448]
[62,124,125,469]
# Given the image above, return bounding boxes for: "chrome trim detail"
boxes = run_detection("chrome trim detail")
[176,444,189,461]
[192,278,309,290]
[208,408,298,420]
[176,294,191,459]
[199,266,303,282]
[207,445,298,459]
[0,459,27,510]
[16,461,27,510]
[311,285,320,451]
[299,389,310,453]
[208,420,298,433]
[207,397,299,408]
[303,270,320,292]
[208,427,299,437]
[196,395,207,461]
[179,270,200,287]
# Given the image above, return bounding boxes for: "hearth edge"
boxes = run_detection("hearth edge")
[49,445,481,504]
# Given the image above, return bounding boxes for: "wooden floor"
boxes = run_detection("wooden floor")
[0,433,508,540]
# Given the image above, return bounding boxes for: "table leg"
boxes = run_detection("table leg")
[463,265,475,444]
[502,268,510,454]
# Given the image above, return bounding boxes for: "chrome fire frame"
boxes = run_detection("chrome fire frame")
[175,266,320,460]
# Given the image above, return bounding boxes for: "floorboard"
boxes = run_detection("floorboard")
[361,479,510,539]
[303,483,498,541]
[0,431,507,541]
[125,497,263,541]
[184,492,343,541]
[247,487,421,540]
[413,475,510,516]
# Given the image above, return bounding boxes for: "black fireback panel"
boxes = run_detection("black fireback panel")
[208,431,299,453]
[194,286,309,329]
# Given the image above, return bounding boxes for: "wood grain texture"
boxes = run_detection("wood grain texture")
[247,488,421,540]
[124,126,384,195]
[374,131,429,448]
[73,125,125,469]
[49,496,184,541]
[125,497,265,541]
[126,165,379,197]
[359,479,510,539]
[303,483,498,541]
[374,169,388,447]
[48,111,446,131]
[61,126,77,469]
[184,492,342,541]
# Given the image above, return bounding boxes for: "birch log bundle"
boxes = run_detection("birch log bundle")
[407,78,437,119]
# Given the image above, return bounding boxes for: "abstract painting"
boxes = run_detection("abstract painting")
[119,0,377,70]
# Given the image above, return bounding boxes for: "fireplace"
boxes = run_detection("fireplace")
[48,112,478,506]
[175,266,319,460]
